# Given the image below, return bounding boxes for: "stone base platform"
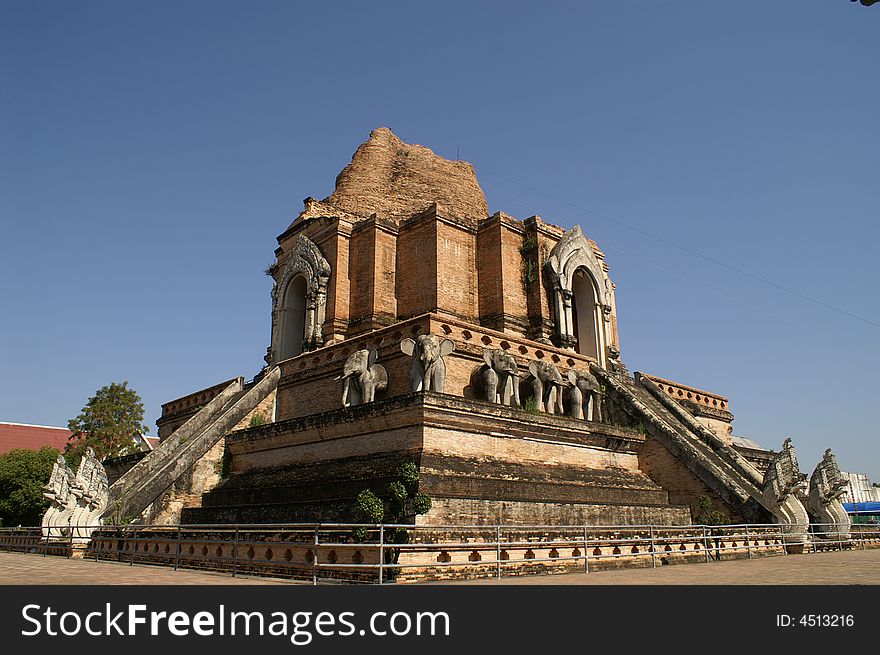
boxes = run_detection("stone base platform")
[183,392,692,526]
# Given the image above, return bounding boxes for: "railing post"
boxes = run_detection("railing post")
[583,526,589,574]
[378,525,384,586]
[780,524,787,555]
[702,526,709,563]
[496,526,501,580]
[838,524,843,552]
[130,528,136,566]
[650,526,656,568]
[746,525,752,559]
[43,529,49,557]
[174,525,181,571]
[232,526,239,578]
[312,525,319,586]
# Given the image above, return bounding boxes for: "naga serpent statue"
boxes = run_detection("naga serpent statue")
[761,438,810,544]
[806,448,851,540]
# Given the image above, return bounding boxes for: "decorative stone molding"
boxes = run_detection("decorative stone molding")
[807,449,851,539]
[761,438,810,544]
[543,226,615,368]
[269,235,331,363]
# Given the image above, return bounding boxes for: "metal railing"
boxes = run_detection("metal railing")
[2,522,877,584]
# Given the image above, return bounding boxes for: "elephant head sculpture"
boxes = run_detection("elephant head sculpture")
[527,360,565,414]
[400,334,455,393]
[474,348,520,407]
[566,368,601,421]
[338,348,388,407]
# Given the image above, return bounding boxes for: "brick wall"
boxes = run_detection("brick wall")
[638,436,741,523]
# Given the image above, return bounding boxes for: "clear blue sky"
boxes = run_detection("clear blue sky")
[2,2,878,482]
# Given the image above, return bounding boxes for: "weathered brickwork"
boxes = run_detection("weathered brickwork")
[274,313,603,421]
[641,373,734,443]
[156,377,238,440]
[318,127,488,222]
[147,128,783,551]
[183,392,693,527]
[142,389,277,525]
[267,131,622,356]
[638,435,744,523]
[396,210,438,320]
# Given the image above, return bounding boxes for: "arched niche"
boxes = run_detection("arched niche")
[279,274,307,360]
[544,226,617,368]
[572,267,600,359]
[268,235,331,364]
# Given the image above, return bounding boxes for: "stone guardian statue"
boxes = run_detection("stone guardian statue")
[761,438,810,545]
[41,455,75,539]
[400,334,455,393]
[471,348,520,407]
[527,360,565,414]
[68,448,109,542]
[565,368,602,421]
[338,348,388,406]
[807,448,851,540]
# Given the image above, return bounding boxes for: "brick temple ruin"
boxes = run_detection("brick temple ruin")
[37,128,856,577]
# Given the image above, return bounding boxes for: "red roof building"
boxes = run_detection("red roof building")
[0,422,75,455]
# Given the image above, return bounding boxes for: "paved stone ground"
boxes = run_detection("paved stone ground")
[0,552,294,585]
[440,549,880,585]
[1,549,877,585]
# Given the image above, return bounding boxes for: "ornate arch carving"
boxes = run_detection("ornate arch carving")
[268,235,331,363]
[543,226,615,367]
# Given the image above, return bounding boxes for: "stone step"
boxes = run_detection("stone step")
[103,368,280,523]
[593,365,773,523]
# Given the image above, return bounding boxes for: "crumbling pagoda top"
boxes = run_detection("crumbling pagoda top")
[291,127,488,225]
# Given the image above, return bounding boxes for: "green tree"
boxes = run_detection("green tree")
[66,381,149,461]
[351,462,433,579]
[694,495,728,526]
[0,447,60,526]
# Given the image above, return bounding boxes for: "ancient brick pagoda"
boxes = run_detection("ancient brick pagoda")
[86,128,848,543]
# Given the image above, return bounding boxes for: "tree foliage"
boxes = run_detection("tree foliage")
[66,381,149,461]
[0,447,60,527]
[695,495,729,526]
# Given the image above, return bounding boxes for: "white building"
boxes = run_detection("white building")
[842,472,880,504]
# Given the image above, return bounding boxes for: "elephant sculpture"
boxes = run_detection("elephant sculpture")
[400,334,455,393]
[472,348,520,407]
[566,369,601,421]
[807,449,851,540]
[338,348,388,407]
[527,360,565,414]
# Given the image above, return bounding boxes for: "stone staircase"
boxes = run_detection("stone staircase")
[102,367,280,524]
[592,365,774,523]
